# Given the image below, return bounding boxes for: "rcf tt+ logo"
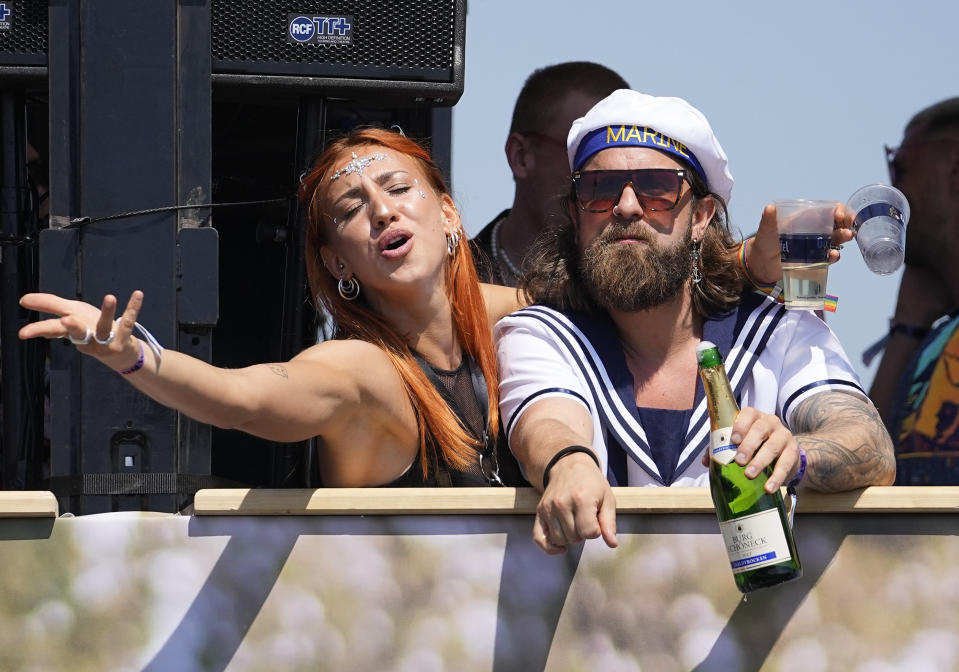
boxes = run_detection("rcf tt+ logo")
[287,14,354,46]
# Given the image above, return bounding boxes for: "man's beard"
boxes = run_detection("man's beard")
[580,222,692,312]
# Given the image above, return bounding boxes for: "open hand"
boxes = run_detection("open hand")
[19,291,146,373]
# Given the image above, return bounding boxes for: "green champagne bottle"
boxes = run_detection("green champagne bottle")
[696,340,802,593]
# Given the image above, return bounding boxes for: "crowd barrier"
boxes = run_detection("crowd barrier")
[1,487,957,671]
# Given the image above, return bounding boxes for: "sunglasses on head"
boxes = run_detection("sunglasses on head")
[572,168,689,213]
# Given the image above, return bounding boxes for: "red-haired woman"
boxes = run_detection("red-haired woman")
[19,128,525,487]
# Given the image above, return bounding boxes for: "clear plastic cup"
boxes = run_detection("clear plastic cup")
[846,184,910,276]
[775,199,836,310]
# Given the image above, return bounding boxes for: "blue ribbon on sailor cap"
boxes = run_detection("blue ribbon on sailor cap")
[572,125,708,186]
[567,89,734,203]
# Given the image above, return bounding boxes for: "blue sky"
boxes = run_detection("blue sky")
[451,0,958,390]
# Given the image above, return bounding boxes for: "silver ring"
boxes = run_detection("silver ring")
[829,243,844,251]
[93,329,116,345]
[69,327,92,345]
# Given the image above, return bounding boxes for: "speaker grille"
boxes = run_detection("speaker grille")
[211,0,458,80]
[0,0,48,66]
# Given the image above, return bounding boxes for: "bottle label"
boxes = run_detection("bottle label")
[710,427,737,465]
[719,508,793,574]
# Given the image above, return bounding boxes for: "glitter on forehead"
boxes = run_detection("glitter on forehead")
[330,151,388,181]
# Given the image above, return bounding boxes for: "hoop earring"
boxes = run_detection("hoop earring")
[338,275,361,301]
[446,228,461,257]
[691,238,703,285]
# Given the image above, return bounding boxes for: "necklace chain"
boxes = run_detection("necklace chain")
[491,217,523,280]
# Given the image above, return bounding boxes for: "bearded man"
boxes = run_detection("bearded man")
[494,90,895,555]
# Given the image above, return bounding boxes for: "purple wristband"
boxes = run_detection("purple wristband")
[787,446,807,489]
[119,341,145,375]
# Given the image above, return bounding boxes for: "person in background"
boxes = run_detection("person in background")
[496,90,895,554]
[868,97,959,485]
[471,62,629,286]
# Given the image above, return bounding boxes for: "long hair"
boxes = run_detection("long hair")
[523,163,745,317]
[297,128,498,477]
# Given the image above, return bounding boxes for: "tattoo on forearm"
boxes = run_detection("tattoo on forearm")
[267,364,288,379]
[790,391,895,492]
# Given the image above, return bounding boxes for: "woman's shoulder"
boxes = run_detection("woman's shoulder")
[292,339,404,392]
[481,282,527,323]
[296,337,391,362]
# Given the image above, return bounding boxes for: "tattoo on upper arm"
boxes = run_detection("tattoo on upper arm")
[267,364,289,379]
[790,391,895,492]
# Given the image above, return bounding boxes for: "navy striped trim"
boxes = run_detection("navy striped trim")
[676,297,786,473]
[505,387,590,439]
[510,299,787,485]
[782,378,867,424]
[519,306,663,482]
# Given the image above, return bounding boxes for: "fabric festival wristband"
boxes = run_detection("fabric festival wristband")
[119,341,145,375]
[542,445,600,489]
[786,446,807,529]
[737,239,783,302]
[888,321,929,340]
[787,446,807,490]
[738,240,839,311]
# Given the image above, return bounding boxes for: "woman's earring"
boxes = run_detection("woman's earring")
[338,275,361,301]
[446,228,461,257]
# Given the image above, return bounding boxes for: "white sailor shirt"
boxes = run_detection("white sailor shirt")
[494,293,867,487]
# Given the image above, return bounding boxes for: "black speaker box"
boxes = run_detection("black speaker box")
[1,1,466,104]
[211,0,466,104]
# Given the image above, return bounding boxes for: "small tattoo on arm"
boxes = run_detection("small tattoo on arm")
[267,364,288,379]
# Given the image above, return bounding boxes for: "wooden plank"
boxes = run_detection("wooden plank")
[193,486,959,516]
[193,488,543,515]
[0,491,60,518]
[791,486,959,513]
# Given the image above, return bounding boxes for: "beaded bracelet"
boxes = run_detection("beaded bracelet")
[542,445,600,489]
[119,341,145,375]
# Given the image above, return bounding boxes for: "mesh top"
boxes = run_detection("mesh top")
[427,357,487,483]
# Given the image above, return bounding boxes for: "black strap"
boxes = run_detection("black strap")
[464,354,504,485]
[542,445,600,489]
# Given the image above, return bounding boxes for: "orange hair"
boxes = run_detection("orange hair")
[298,128,499,478]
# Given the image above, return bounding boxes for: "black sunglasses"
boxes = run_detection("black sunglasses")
[572,168,688,213]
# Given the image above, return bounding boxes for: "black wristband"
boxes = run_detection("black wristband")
[889,321,929,340]
[542,445,600,489]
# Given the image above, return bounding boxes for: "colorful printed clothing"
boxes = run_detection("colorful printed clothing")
[889,311,959,485]
[495,293,867,486]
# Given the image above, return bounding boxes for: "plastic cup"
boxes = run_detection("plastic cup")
[775,199,836,310]
[846,184,909,276]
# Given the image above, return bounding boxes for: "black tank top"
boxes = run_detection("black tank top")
[382,353,526,487]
